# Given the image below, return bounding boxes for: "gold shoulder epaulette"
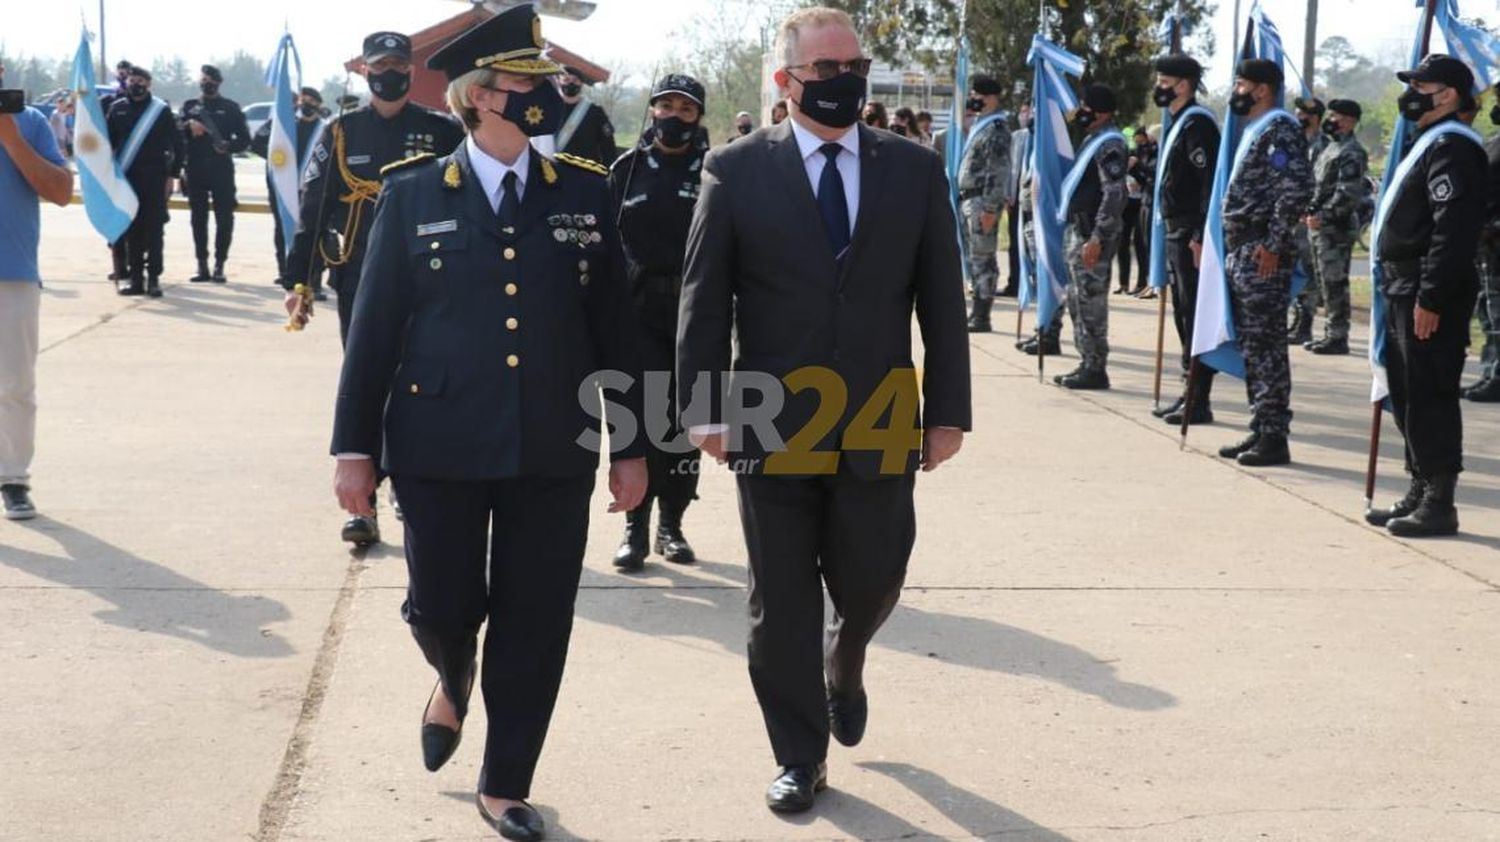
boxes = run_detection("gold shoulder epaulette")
[554,152,609,177]
[380,152,437,177]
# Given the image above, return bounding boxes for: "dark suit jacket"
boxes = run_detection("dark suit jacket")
[332,142,644,480]
[677,121,971,480]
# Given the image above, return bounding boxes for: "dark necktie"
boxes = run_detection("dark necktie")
[816,143,851,259]
[498,170,520,228]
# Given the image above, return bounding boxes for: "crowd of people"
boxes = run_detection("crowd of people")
[0,4,1496,839]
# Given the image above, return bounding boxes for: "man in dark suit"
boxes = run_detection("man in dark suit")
[677,6,971,815]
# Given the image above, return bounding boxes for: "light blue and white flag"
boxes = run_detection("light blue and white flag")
[1436,0,1500,90]
[1023,35,1084,329]
[70,28,136,243]
[265,33,305,258]
[946,36,971,218]
[1189,1,1299,379]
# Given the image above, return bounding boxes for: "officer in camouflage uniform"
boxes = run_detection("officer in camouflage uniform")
[1216,59,1313,468]
[956,74,1012,332]
[1054,84,1127,390]
[1303,99,1369,355]
[1287,97,1329,345]
[1464,88,1500,402]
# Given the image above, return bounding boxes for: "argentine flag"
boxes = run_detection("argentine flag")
[265,33,304,257]
[70,29,136,243]
[1023,35,1084,329]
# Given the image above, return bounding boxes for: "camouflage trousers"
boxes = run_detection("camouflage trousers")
[1065,227,1117,372]
[1227,242,1294,437]
[1310,224,1356,341]
[1479,243,1500,381]
[961,198,1000,300]
[1293,223,1321,315]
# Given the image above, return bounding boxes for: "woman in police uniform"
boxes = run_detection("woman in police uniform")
[328,7,647,840]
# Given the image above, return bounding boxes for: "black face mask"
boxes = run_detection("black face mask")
[200,81,219,97]
[128,83,149,100]
[736,123,752,135]
[368,69,410,103]
[1490,104,1500,126]
[795,71,867,130]
[560,82,583,98]
[965,96,985,113]
[654,115,697,147]
[1152,85,1176,108]
[891,123,908,137]
[1072,108,1096,128]
[300,102,321,118]
[1321,118,1340,136]
[1398,87,1437,121]
[1229,90,1256,116]
[488,81,565,137]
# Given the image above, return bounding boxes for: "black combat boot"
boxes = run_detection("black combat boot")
[1236,432,1290,467]
[1021,335,1061,356]
[613,499,651,572]
[145,275,162,298]
[1218,431,1261,459]
[1466,378,1500,403]
[1059,368,1110,390]
[211,260,227,283]
[190,259,212,282]
[1309,337,1349,355]
[1365,475,1426,527]
[1388,474,1459,537]
[654,498,697,565]
[1153,395,1186,419]
[1286,305,1312,345]
[966,297,993,333]
[1164,398,1214,425]
[118,272,144,296]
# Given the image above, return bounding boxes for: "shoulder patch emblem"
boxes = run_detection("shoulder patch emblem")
[555,152,609,177]
[1269,149,1289,170]
[1190,147,1208,168]
[1430,173,1454,203]
[380,152,436,178]
[443,159,462,190]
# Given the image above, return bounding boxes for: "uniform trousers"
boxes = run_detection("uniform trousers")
[393,472,595,799]
[1226,242,1294,436]
[737,469,915,767]
[1166,227,1216,402]
[1385,293,1475,477]
[187,161,237,264]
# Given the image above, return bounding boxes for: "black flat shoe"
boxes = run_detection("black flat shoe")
[476,795,546,841]
[766,763,828,814]
[828,682,868,747]
[421,662,475,772]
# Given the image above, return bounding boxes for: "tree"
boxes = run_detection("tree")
[673,0,801,141]
[822,0,1216,128]
[1315,35,1371,93]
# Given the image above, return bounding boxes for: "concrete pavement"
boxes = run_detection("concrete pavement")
[1,205,1497,841]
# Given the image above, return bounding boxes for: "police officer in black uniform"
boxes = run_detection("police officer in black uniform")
[554,65,617,168]
[328,8,646,839]
[1150,53,1221,426]
[1365,55,1486,538]
[252,86,328,293]
[106,65,184,298]
[606,73,708,573]
[284,32,464,549]
[179,64,250,283]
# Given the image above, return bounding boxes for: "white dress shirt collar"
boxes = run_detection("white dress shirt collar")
[466,136,531,212]
[789,117,859,163]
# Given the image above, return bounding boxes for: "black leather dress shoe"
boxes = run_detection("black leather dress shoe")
[766,763,827,814]
[476,795,546,841]
[828,683,868,747]
[341,514,380,548]
[421,662,475,772]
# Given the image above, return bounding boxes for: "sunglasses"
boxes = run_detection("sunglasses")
[785,58,873,81]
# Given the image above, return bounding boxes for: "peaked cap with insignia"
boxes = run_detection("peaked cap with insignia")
[427,4,563,81]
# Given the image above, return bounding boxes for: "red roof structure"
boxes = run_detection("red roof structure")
[344,6,611,112]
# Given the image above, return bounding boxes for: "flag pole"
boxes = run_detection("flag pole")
[1152,5,1185,411]
[1036,0,1046,386]
[1365,0,1439,508]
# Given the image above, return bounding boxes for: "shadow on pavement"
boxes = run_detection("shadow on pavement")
[859,760,1076,841]
[580,558,1177,712]
[1,518,293,658]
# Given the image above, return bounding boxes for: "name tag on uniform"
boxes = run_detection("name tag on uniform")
[347,155,372,165]
[417,220,459,236]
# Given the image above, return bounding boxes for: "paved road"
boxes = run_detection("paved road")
[2,206,1498,841]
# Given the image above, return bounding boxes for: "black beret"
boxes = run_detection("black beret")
[1235,58,1283,87]
[1154,53,1203,81]
[116,59,133,70]
[201,65,223,83]
[970,74,1002,96]
[1397,53,1475,94]
[299,86,322,101]
[362,32,412,64]
[651,73,706,111]
[1083,83,1117,113]
[127,66,152,81]
[1293,96,1325,115]
[427,5,562,81]
[1327,98,1361,119]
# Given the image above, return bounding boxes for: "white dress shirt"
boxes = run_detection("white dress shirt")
[789,117,859,236]
[466,135,530,211]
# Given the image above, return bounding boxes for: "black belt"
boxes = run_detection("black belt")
[958,189,981,201]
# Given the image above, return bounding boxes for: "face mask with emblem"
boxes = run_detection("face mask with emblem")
[653,115,697,148]
[794,72,867,130]
[1321,118,1340,137]
[369,69,411,103]
[490,80,565,137]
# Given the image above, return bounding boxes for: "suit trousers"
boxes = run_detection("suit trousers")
[1385,293,1475,477]
[187,162,237,263]
[0,282,40,486]
[392,472,595,799]
[736,470,916,766]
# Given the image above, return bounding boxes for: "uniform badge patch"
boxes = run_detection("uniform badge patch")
[302,162,320,184]
[1190,147,1207,168]
[1430,174,1454,202]
[1269,149,1289,170]
[416,220,458,236]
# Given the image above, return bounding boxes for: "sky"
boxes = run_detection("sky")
[0,0,1460,96]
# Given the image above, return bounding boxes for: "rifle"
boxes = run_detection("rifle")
[182,101,230,155]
